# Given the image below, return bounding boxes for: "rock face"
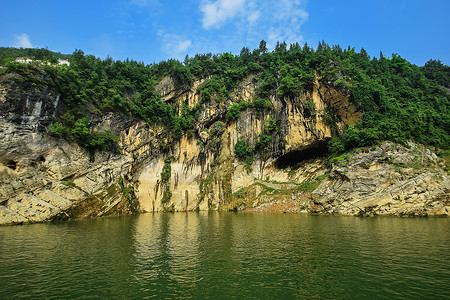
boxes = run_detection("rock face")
[0,73,136,225]
[0,71,448,225]
[133,75,357,213]
[306,142,449,216]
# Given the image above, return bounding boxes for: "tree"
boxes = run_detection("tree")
[4,40,448,154]
[360,48,369,60]
[234,140,248,158]
[240,47,251,57]
[275,41,287,52]
[422,59,450,88]
[259,40,268,54]
[226,103,241,121]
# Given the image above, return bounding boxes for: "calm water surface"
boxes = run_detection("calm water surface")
[0,212,449,299]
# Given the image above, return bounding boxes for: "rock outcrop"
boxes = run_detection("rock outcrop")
[0,73,136,225]
[306,142,449,216]
[0,70,448,225]
[133,75,357,212]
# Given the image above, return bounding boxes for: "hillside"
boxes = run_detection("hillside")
[0,47,71,65]
[0,42,449,224]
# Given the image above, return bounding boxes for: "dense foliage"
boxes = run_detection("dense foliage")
[0,47,70,65]
[0,42,448,153]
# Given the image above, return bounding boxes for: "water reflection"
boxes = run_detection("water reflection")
[133,212,203,298]
[0,213,449,299]
[0,216,139,299]
[130,213,450,298]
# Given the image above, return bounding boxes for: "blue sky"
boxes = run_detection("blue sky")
[1,0,449,66]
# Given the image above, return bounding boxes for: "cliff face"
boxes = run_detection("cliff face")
[0,73,135,224]
[0,71,448,225]
[134,75,359,212]
[307,141,449,216]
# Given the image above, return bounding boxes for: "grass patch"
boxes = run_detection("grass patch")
[296,180,321,192]
[329,152,353,165]
[61,180,76,188]
[438,150,450,173]
[315,173,330,181]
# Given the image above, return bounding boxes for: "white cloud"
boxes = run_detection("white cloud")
[247,11,260,23]
[196,0,309,52]
[200,0,246,29]
[14,33,33,48]
[158,31,192,60]
[174,39,192,54]
[156,0,309,61]
[265,0,308,48]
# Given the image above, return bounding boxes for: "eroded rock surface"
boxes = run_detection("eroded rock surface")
[1,70,448,225]
[0,74,135,225]
[306,142,449,216]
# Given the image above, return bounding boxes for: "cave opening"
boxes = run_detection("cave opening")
[275,141,329,169]
[6,160,18,170]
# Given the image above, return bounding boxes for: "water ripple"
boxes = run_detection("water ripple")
[0,213,448,299]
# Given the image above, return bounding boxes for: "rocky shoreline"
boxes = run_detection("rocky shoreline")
[0,69,448,225]
[307,142,449,216]
[239,142,449,217]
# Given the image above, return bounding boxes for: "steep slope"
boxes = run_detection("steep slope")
[0,71,136,224]
[0,69,357,223]
[307,142,449,216]
[0,44,449,224]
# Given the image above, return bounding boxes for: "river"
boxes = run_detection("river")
[0,212,449,299]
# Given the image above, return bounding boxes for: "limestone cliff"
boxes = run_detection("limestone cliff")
[133,75,359,212]
[306,141,449,216]
[0,72,136,224]
[0,70,448,225]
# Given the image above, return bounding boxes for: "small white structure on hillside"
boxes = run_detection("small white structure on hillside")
[57,59,70,66]
[15,57,34,63]
[14,57,70,66]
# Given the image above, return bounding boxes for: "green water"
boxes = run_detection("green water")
[0,213,449,299]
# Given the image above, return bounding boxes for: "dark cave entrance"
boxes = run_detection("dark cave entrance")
[6,160,18,170]
[275,141,329,169]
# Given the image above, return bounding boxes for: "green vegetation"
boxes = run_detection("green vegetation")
[421,59,450,89]
[1,41,448,154]
[226,102,243,121]
[0,47,71,65]
[295,180,321,192]
[438,151,450,174]
[264,117,279,133]
[160,157,173,204]
[233,177,322,199]
[199,76,228,102]
[234,140,249,158]
[118,176,139,212]
[325,50,450,153]
[49,118,118,151]
[329,152,352,165]
[61,180,76,188]
[209,121,225,137]
[244,156,254,172]
[315,173,330,181]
